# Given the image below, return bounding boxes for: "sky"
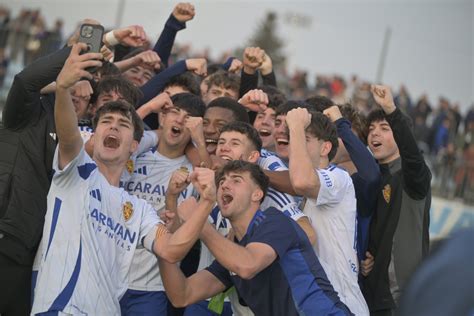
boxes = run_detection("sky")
[4,0,473,113]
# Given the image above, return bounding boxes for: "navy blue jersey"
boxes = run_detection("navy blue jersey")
[206,207,353,316]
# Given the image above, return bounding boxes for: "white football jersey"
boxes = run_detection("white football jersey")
[258,149,305,222]
[303,165,369,316]
[32,147,161,315]
[122,148,195,291]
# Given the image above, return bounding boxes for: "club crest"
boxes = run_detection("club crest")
[383,184,391,203]
[123,201,134,221]
[126,159,134,174]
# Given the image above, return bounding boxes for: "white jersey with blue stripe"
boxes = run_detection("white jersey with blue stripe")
[122,147,195,291]
[32,147,161,315]
[304,164,369,316]
[258,149,305,222]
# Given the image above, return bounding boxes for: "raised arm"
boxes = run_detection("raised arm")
[371,85,431,199]
[159,259,227,308]
[154,167,215,263]
[55,43,103,169]
[153,3,194,66]
[239,47,265,97]
[200,222,277,279]
[286,108,321,199]
[259,53,277,87]
[263,170,297,196]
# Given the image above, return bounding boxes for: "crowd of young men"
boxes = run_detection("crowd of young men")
[0,3,432,316]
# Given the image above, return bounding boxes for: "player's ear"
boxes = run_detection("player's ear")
[251,188,264,203]
[247,150,260,163]
[321,141,332,158]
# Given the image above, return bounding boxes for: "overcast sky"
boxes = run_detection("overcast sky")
[4,0,473,113]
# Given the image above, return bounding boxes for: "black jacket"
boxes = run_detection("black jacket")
[0,46,70,265]
[362,108,431,312]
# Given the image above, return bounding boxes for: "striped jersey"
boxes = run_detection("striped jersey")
[258,149,305,222]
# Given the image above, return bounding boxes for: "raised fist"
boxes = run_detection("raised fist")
[286,107,312,131]
[238,89,269,112]
[371,84,396,114]
[173,3,195,23]
[243,47,265,73]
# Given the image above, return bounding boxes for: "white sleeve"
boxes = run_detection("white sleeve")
[52,146,96,188]
[135,130,158,156]
[258,154,288,171]
[315,169,347,207]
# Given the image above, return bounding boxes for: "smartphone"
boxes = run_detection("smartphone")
[78,24,104,72]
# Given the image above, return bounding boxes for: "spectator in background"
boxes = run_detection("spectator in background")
[411,94,432,124]
[394,84,412,116]
[23,10,46,66]
[0,7,10,49]
[0,47,8,88]
[38,18,63,57]
[432,117,451,154]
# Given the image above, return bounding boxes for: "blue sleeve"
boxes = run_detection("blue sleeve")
[249,209,296,258]
[221,57,235,71]
[335,118,380,217]
[153,14,186,67]
[139,60,187,105]
[206,259,233,289]
[138,60,187,129]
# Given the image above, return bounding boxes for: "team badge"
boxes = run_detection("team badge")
[126,159,134,174]
[383,184,391,203]
[123,201,134,221]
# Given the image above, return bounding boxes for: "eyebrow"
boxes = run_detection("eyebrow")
[101,114,132,124]
[229,174,244,180]
[219,137,243,143]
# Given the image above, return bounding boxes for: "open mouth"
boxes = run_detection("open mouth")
[103,135,120,149]
[205,138,218,153]
[219,155,233,161]
[371,141,382,148]
[171,126,182,136]
[276,138,289,146]
[221,193,234,206]
[259,129,272,137]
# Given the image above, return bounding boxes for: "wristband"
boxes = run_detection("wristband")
[104,31,119,46]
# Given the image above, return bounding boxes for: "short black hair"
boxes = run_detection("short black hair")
[215,160,269,203]
[220,121,262,152]
[305,95,334,113]
[164,72,201,96]
[206,71,240,94]
[92,100,144,142]
[207,97,249,123]
[260,85,287,110]
[170,93,205,117]
[91,76,143,107]
[96,60,121,78]
[206,63,223,76]
[367,108,388,126]
[306,111,339,161]
[275,100,312,116]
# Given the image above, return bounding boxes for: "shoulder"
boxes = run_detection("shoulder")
[258,149,287,171]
